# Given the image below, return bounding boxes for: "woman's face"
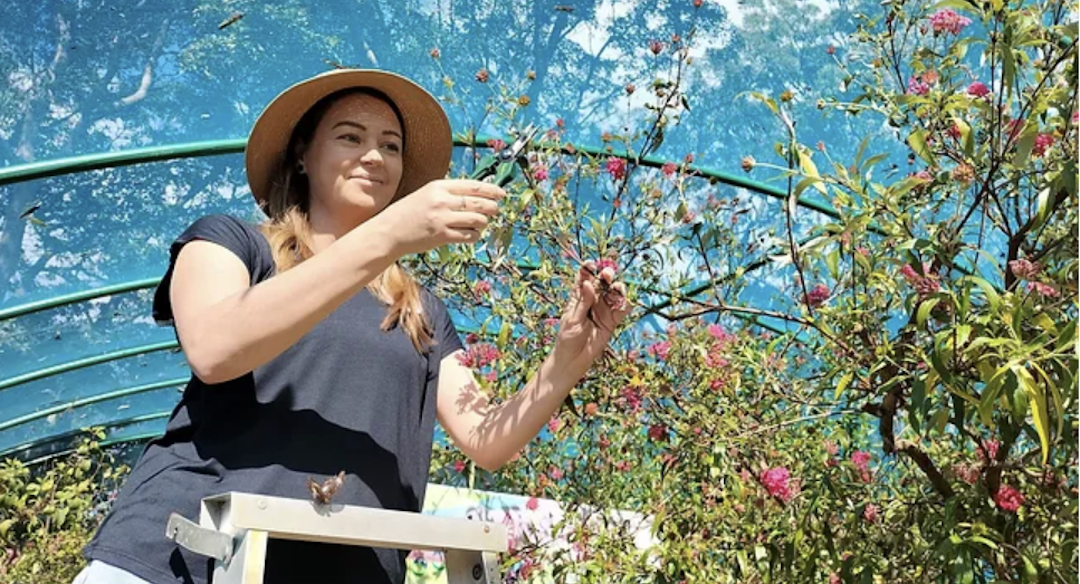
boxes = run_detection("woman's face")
[298,93,404,223]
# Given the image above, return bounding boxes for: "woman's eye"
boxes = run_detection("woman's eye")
[382,143,402,153]
[339,133,360,143]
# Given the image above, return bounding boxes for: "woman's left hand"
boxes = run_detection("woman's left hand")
[551,261,632,373]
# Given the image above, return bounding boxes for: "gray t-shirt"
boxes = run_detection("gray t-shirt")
[84,214,464,584]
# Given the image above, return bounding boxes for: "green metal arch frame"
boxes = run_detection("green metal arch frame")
[0,136,842,217]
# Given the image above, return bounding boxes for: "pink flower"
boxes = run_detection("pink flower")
[707,324,734,343]
[805,284,830,307]
[900,263,940,297]
[824,440,839,456]
[907,76,930,95]
[967,81,990,98]
[605,156,627,180]
[531,165,549,181]
[596,258,619,274]
[648,340,672,360]
[543,317,560,328]
[475,68,490,83]
[856,247,870,257]
[647,424,669,442]
[1005,118,1025,142]
[1027,281,1059,298]
[614,460,631,472]
[525,497,539,511]
[548,466,564,481]
[928,9,972,35]
[648,39,664,55]
[547,418,561,433]
[456,343,501,368]
[829,574,841,584]
[1033,133,1054,157]
[994,485,1024,512]
[979,439,1000,464]
[1008,259,1040,280]
[914,169,933,183]
[946,124,962,140]
[473,280,492,298]
[760,467,796,503]
[852,451,873,483]
[863,503,880,523]
[453,460,466,473]
[486,138,507,151]
[620,387,642,412]
[661,161,678,176]
[953,463,979,485]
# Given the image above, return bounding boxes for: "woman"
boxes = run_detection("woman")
[75,68,630,584]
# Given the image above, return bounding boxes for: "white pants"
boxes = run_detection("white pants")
[72,560,154,584]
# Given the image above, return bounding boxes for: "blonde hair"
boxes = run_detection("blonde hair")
[257,88,434,353]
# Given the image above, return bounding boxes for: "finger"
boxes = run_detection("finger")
[580,260,598,277]
[605,282,628,310]
[454,196,501,217]
[567,279,597,325]
[600,267,615,285]
[445,228,484,244]
[440,179,507,200]
[446,212,490,231]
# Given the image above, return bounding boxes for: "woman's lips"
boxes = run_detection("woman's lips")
[349,175,383,184]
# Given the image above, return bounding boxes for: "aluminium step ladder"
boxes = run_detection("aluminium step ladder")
[165,491,508,584]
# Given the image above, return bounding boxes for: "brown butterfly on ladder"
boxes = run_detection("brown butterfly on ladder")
[308,471,346,505]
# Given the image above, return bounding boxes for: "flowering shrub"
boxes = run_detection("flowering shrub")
[0,430,128,584]
[423,0,1077,581]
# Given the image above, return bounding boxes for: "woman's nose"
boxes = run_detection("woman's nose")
[359,147,383,166]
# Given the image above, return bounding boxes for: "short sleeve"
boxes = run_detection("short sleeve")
[152,214,274,326]
[422,289,464,361]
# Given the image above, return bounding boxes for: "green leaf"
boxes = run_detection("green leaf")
[862,152,891,172]
[855,134,872,168]
[928,0,978,11]
[1054,318,1077,353]
[952,117,974,158]
[1033,187,1053,232]
[1031,362,1065,445]
[968,536,998,549]
[918,297,941,328]
[958,275,1001,312]
[749,92,781,118]
[910,377,926,435]
[980,364,1012,427]
[1021,555,1039,582]
[793,176,821,198]
[835,372,854,401]
[1001,47,1017,99]
[931,403,950,434]
[1012,123,1038,167]
[908,129,936,166]
[797,149,828,196]
[826,248,840,278]
[1014,365,1051,464]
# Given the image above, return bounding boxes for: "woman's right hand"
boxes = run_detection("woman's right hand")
[375,179,506,256]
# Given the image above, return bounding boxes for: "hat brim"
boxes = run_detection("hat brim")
[244,69,452,214]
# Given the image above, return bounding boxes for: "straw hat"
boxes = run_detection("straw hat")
[244,69,453,213]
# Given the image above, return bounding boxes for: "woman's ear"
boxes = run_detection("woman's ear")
[293,142,307,175]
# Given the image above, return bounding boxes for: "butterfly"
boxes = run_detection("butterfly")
[307,471,346,505]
